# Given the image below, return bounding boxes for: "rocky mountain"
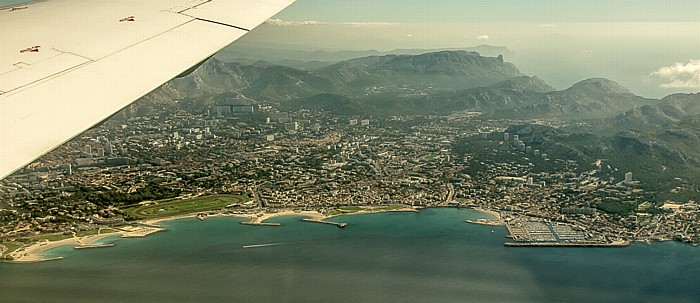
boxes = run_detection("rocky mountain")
[125,51,528,115]
[428,76,555,113]
[213,44,511,68]
[121,51,668,120]
[612,93,700,131]
[489,78,656,120]
[290,76,556,116]
[314,51,522,91]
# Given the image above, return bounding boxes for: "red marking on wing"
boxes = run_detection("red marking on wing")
[20,46,41,53]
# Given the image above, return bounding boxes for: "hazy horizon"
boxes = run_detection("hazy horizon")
[232,0,700,99]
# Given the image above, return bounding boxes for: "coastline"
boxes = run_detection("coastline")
[3,206,451,263]
[4,231,120,263]
[473,208,501,221]
[323,207,420,221]
[1,210,318,263]
[3,225,167,263]
[466,208,504,226]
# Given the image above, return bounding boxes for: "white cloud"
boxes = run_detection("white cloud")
[344,22,399,27]
[266,19,325,26]
[477,35,490,41]
[651,60,700,88]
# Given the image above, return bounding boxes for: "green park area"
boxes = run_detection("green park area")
[124,194,249,220]
[0,241,23,258]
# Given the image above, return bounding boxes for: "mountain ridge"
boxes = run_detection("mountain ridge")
[123,50,693,122]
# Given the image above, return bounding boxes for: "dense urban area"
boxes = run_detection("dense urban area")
[1,100,699,253]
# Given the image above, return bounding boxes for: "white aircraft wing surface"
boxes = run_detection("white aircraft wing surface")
[0,0,294,179]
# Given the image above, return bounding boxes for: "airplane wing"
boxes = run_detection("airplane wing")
[0,0,295,179]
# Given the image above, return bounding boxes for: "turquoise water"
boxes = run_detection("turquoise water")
[1,208,699,303]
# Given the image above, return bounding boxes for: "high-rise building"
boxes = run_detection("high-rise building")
[225,98,255,113]
[361,119,370,126]
[231,106,254,113]
[349,119,358,126]
[225,98,252,106]
[214,106,231,117]
[625,172,633,183]
[503,133,510,141]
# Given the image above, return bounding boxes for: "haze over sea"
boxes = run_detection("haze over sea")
[1,208,699,302]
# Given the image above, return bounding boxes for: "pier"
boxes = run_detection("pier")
[302,218,347,228]
[240,222,281,227]
[5,256,64,264]
[74,244,114,250]
[466,219,503,226]
[243,243,281,248]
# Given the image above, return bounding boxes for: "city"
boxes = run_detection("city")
[2,100,699,258]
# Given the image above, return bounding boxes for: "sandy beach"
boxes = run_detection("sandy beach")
[473,208,501,220]
[5,231,120,263]
[465,208,504,226]
[3,223,171,263]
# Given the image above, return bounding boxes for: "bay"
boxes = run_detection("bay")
[1,208,699,302]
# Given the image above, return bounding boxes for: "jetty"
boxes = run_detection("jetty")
[466,219,503,226]
[74,244,114,250]
[302,218,347,228]
[243,243,281,249]
[5,256,64,264]
[240,222,281,226]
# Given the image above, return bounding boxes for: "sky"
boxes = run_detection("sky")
[275,0,700,23]
[2,0,698,98]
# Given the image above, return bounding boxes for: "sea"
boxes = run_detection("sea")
[1,208,699,303]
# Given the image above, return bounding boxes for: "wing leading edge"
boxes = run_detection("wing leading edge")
[0,0,295,179]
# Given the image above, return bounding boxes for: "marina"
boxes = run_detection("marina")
[504,241,629,247]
